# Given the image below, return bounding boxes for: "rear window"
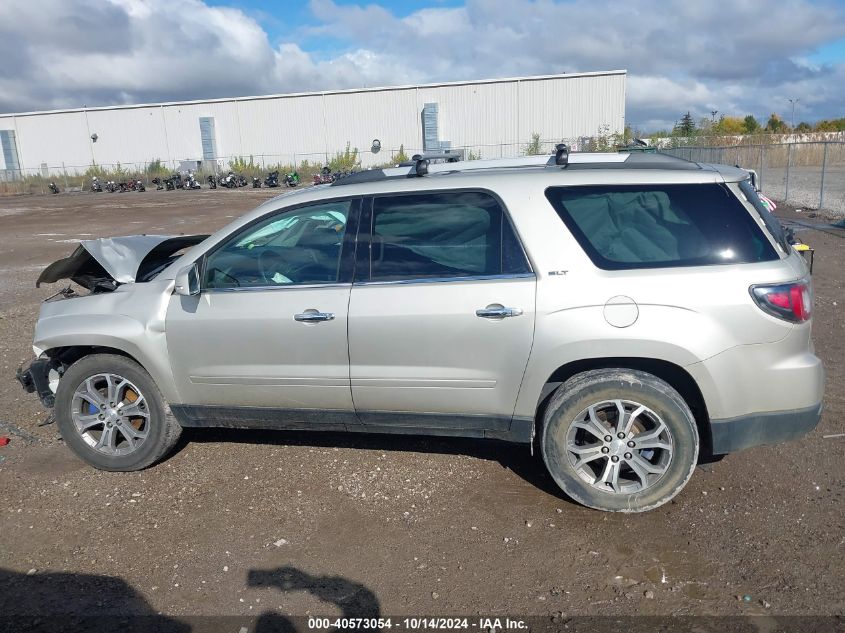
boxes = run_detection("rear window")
[545,183,779,270]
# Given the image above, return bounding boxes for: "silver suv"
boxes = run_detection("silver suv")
[17,149,824,512]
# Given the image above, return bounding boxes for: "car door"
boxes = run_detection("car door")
[165,198,360,427]
[348,190,536,433]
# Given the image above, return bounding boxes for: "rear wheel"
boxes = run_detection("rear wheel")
[541,369,698,512]
[55,354,181,471]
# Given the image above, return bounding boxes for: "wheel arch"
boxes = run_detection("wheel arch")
[534,357,712,457]
[42,344,178,404]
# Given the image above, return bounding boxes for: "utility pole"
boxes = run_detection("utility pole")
[710,110,718,122]
[788,98,800,129]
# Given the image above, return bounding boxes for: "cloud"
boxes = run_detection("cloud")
[0,0,843,131]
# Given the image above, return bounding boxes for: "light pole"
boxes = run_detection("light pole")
[788,98,800,130]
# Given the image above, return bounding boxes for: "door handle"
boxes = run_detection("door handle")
[294,311,335,323]
[476,305,523,319]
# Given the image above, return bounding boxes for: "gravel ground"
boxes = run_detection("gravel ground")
[0,190,843,628]
[763,165,845,216]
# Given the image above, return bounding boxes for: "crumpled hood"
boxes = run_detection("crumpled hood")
[37,234,208,290]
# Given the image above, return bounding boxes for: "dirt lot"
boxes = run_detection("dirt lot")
[0,189,843,628]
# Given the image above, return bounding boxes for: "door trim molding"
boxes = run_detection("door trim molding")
[352,273,535,287]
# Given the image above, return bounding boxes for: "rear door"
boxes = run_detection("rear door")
[348,190,536,433]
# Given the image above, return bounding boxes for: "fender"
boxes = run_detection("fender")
[33,281,181,403]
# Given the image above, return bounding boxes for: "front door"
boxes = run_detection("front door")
[166,199,359,426]
[348,190,536,433]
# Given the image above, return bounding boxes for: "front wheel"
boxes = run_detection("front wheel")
[541,369,698,512]
[55,354,182,471]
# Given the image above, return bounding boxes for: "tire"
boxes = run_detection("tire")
[55,354,182,471]
[541,368,698,512]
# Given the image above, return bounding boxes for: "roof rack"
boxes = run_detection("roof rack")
[329,146,698,186]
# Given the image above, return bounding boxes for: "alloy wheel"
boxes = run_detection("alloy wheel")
[565,399,673,494]
[70,373,150,456]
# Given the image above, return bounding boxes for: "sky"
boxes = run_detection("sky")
[0,0,843,132]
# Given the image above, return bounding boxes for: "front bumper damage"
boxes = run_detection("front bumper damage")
[16,357,56,408]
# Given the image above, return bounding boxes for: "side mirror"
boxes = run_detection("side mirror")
[174,263,200,296]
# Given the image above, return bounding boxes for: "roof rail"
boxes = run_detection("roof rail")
[329,148,699,187]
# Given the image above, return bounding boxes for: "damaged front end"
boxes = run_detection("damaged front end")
[16,357,57,407]
[36,234,209,294]
[18,234,209,408]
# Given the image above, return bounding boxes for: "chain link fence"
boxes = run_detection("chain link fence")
[13,137,838,211]
[663,141,845,214]
[0,136,608,196]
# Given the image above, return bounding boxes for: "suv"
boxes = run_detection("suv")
[17,150,824,512]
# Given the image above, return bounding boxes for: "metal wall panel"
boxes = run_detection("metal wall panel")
[237,94,327,165]
[0,72,626,172]
[517,74,626,140]
[11,111,91,171]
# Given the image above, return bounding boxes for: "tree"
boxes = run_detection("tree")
[765,113,787,133]
[673,112,696,136]
[328,142,360,171]
[523,132,543,155]
[393,144,409,163]
[814,118,845,132]
[713,116,745,135]
[795,122,812,133]
[742,115,760,134]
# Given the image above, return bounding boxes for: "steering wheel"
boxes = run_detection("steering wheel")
[258,248,291,284]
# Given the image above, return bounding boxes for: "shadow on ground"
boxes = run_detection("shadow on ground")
[0,565,381,632]
[180,426,567,500]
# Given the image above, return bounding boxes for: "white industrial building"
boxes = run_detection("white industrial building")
[0,70,626,176]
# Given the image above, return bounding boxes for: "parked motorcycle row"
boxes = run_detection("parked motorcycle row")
[150,172,202,191]
[88,176,145,193]
[251,170,302,188]
[312,166,353,185]
[48,167,343,195]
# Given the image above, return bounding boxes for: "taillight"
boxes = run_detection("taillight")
[750,278,813,323]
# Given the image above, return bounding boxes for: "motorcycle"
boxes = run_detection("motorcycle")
[48,182,59,194]
[183,172,201,190]
[163,173,183,190]
[207,175,217,189]
[151,177,164,191]
[219,171,236,188]
[219,171,247,188]
[284,171,300,187]
[120,178,146,191]
[312,166,336,185]
[264,171,279,187]
[90,177,103,192]
[252,176,262,188]
[105,180,118,193]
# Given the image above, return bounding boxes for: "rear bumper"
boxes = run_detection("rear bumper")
[710,402,822,454]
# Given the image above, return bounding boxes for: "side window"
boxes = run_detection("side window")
[204,201,351,288]
[738,179,790,251]
[367,191,530,281]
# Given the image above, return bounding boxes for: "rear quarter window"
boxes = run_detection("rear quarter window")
[545,183,779,270]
